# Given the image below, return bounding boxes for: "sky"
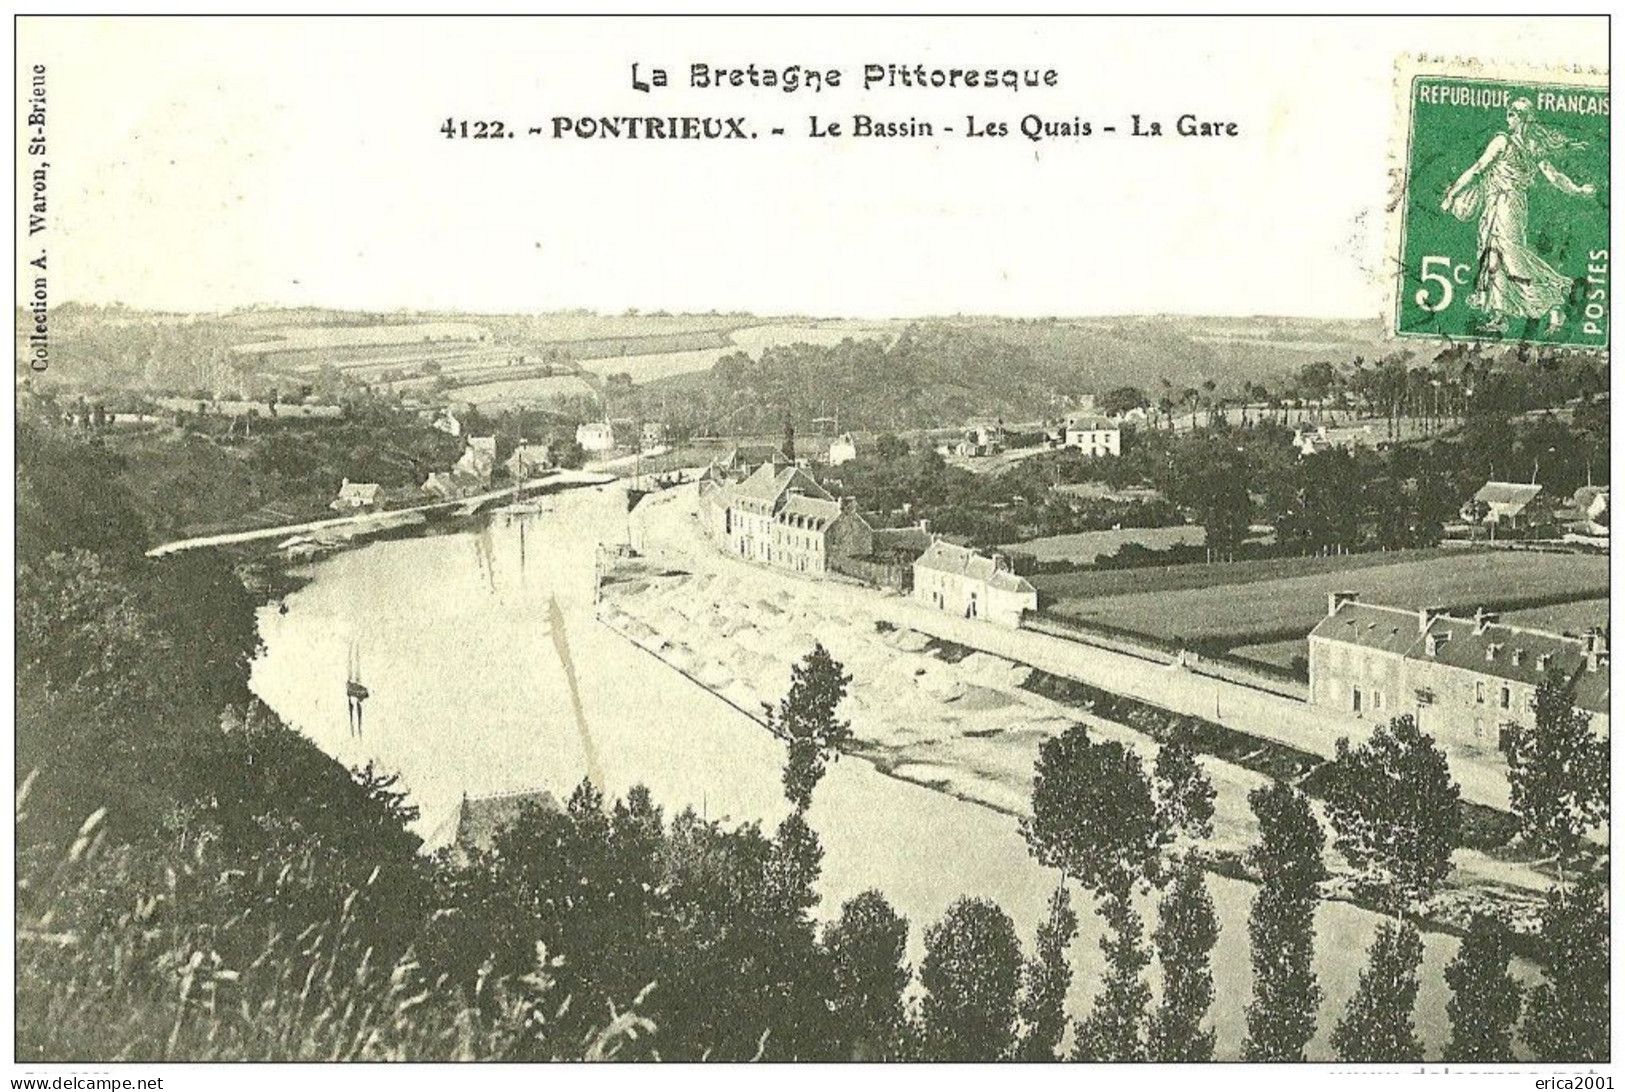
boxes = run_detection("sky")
[15,15,1608,318]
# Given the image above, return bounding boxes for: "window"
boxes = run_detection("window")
[1475,681,1486,704]
[1499,686,1511,710]
[1373,690,1384,711]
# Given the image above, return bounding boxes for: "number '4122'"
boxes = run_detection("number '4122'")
[442,119,508,139]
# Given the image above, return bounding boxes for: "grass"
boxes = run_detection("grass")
[447,374,597,408]
[1032,546,1456,600]
[1002,525,1204,564]
[1038,549,1609,649]
[1498,597,1609,633]
[16,799,653,1062]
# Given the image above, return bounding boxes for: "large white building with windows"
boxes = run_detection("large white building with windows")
[699,460,873,576]
[1061,414,1122,457]
[1308,593,1609,753]
[912,539,1037,627]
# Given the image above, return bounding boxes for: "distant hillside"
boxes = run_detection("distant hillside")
[936,314,1400,392]
[636,315,1403,433]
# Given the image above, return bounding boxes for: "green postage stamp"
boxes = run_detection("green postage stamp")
[1391,58,1609,348]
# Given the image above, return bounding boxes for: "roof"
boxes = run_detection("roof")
[1311,600,1608,715]
[1474,481,1543,509]
[913,539,1037,595]
[336,481,381,501]
[831,433,856,447]
[1065,415,1117,431]
[454,788,562,856]
[778,493,845,526]
[873,526,933,555]
[1573,485,1609,512]
[732,463,831,507]
[467,435,497,453]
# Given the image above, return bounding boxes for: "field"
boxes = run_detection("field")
[572,321,898,383]
[1002,525,1204,565]
[1036,548,1610,649]
[444,373,597,410]
[1498,597,1609,633]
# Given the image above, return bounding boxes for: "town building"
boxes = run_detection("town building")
[1567,485,1609,537]
[912,539,1038,627]
[828,432,858,466]
[1061,414,1122,457]
[455,436,498,484]
[1465,481,1545,531]
[421,471,458,500]
[431,408,462,437]
[450,787,562,864]
[640,421,666,449]
[700,461,873,575]
[504,440,552,480]
[330,478,381,511]
[1308,593,1609,753]
[1292,422,1380,457]
[577,421,616,453]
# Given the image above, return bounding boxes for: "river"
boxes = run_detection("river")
[251,481,1465,1059]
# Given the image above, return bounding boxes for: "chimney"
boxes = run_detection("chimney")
[1536,653,1554,673]
[918,518,931,534]
[1473,608,1500,634]
[1327,591,1359,617]
[1584,628,1609,672]
[1419,606,1448,634]
[991,552,1008,572]
[1425,631,1450,657]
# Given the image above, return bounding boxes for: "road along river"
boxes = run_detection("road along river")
[252,481,1471,1059]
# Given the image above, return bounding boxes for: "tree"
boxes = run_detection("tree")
[874,432,910,462]
[919,897,1023,1061]
[1015,885,1078,1060]
[1022,726,1172,1061]
[772,643,853,811]
[1507,676,1609,880]
[823,891,910,1060]
[1022,726,1168,895]
[1523,875,1609,1062]
[1330,922,1425,1062]
[1153,737,1216,844]
[1099,385,1148,418]
[1073,894,1152,1061]
[1444,914,1523,1061]
[1322,716,1462,917]
[1242,781,1326,1062]
[1148,857,1219,1061]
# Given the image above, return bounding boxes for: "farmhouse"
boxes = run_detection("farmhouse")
[701,461,873,575]
[912,539,1038,627]
[1466,481,1545,530]
[1308,593,1610,753]
[577,421,616,453]
[1061,415,1122,457]
[330,478,381,511]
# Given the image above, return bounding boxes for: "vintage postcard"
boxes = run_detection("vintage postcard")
[10,12,1613,1082]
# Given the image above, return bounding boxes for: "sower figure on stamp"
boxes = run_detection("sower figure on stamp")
[1440,97,1596,335]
